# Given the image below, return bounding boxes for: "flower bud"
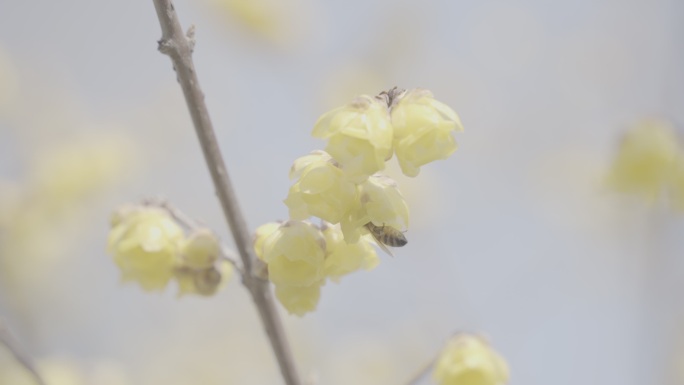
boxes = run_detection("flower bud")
[175,260,232,297]
[180,228,220,269]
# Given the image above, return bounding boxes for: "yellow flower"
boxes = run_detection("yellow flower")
[433,335,509,385]
[321,223,379,281]
[284,151,357,223]
[608,120,682,204]
[391,89,463,177]
[180,228,220,269]
[341,174,409,243]
[253,221,282,261]
[174,260,232,297]
[274,281,323,316]
[107,206,184,291]
[313,95,393,182]
[262,221,326,286]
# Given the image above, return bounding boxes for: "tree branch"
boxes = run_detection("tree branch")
[0,319,46,385]
[149,1,301,384]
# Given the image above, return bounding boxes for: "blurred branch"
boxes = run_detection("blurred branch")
[149,1,302,385]
[0,319,46,385]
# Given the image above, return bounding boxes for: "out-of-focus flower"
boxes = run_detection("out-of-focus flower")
[321,223,379,281]
[433,335,509,385]
[0,356,131,385]
[0,135,136,311]
[261,221,326,287]
[607,120,684,206]
[313,95,393,182]
[201,0,297,46]
[28,135,136,211]
[180,228,220,269]
[107,206,184,291]
[390,89,463,177]
[274,281,323,316]
[341,174,409,243]
[175,260,233,297]
[284,151,357,223]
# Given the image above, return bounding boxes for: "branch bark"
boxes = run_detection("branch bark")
[0,320,46,385]
[149,1,301,384]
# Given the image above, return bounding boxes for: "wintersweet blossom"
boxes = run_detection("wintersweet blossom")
[607,120,683,204]
[175,260,232,297]
[433,335,509,385]
[313,95,393,182]
[321,223,379,281]
[284,151,357,224]
[274,281,323,316]
[261,221,326,287]
[391,89,463,177]
[180,228,220,269]
[253,221,281,261]
[341,174,409,243]
[107,206,184,291]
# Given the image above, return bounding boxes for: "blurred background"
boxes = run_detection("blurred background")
[1,0,683,384]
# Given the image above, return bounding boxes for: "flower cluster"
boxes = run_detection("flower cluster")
[256,88,462,315]
[107,205,232,296]
[433,334,509,385]
[608,119,684,209]
[254,221,378,316]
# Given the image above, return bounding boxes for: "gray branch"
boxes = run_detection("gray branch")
[0,320,46,385]
[149,1,301,384]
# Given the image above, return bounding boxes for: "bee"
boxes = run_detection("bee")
[365,222,407,256]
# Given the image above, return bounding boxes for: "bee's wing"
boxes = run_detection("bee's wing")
[368,232,394,257]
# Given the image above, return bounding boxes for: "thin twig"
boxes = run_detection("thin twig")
[0,320,46,385]
[149,2,301,385]
[146,198,244,274]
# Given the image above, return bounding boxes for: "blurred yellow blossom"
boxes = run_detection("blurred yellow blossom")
[341,174,409,243]
[321,223,379,281]
[390,89,463,177]
[607,120,684,206]
[433,335,509,385]
[28,135,136,211]
[107,206,184,291]
[274,281,323,316]
[284,151,357,223]
[0,135,135,308]
[180,228,221,269]
[202,0,295,46]
[313,95,393,182]
[175,260,232,297]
